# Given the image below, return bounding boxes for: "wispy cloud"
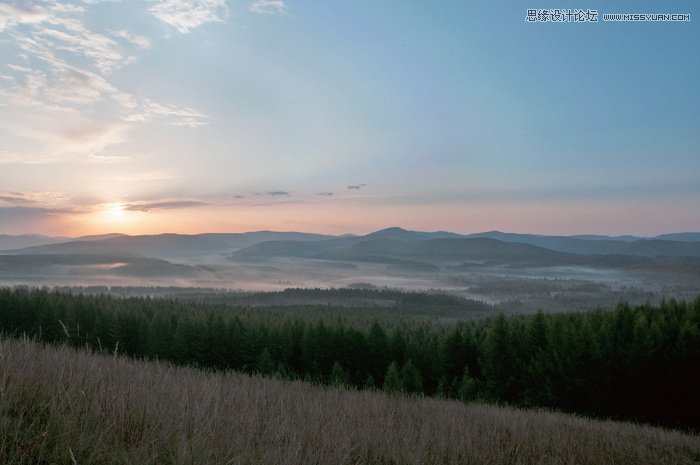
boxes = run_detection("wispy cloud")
[122,199,209,212]
[0,194,36,205]
[110,29,151,50]
[88,153,131,162]
[125,99,208,128]
[316,192,334,196]
[104,171,178,182]
[81,0,124,4]
[249,0,288,15]
[347,184,367,190]
[150,0,229,33]
[3,2,139,74]
[251,191,290,197]
[0,204,85,232]
[0,150,55,165]
[9,62,127,109]
[0,205,70,217]
[0,0,209,151]
[0,191,71,206]
[0,3,52,32]
[1,115,128,158]
[60,122,126,153]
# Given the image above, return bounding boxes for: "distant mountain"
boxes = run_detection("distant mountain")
[0,254,203,278]
[464,231,700,257]
[571,234,641,242]
[619,239,700,257]
[655,232,700,242]
[364,227,463,241]
[0,234,66,251]
[3,228,700,284]
[318,243,438,268]
[7,231,333,261]
[234,235,573,266]
[395,237,573,264]
[233,237,358,259]
[0,233,129,253]
[465,231,630,255]
[74,233,130,241]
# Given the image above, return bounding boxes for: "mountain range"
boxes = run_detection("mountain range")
[1,227,699,282]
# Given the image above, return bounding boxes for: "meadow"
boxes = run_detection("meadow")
[2,337,699,465]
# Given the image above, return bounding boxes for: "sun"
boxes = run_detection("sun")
[98,203,130,228]
[106,203,125,219]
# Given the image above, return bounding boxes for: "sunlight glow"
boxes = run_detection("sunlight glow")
[108,203,125,217]
[98,203,131,228]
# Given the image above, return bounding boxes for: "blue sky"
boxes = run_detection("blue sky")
[0,0,698,236]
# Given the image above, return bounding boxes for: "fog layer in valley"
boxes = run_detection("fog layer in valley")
[1,227,699,313]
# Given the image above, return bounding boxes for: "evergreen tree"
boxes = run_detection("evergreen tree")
[457,366,477,402]
[256,348,275,375]
[367,321,390,383]
[400,359,423,395]
[363,374,376,390]
[440,326,465,383]
[330,361,350,387]
[383,361,402,394]
[146,311,174,360]
[435,376,448,398]
[482,314,516,402]
[389,328,406,366]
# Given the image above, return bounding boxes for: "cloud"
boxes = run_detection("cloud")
[125,99,208,128]
[2,59,137,114]
[59,122,126,153]
[0,206,68,218]
[0,1,209,136]
[316,192,334,196]
[0,191,71,207]
[347,184,367,190]
[0,150,54,165]
[265,191,289,196]
[110,29,151,50]
[34,18,126,74]
[88,153,131,162]
[0,205,85,234]
[105,170,177,182]
[0,107,128,160]
[0,3,52,32]
[249,0,288,15]
[122,199,209,212]
[3,2,141,74]
[0,194,36,205]
[150,0,229,33]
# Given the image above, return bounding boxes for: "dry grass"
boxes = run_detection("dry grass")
[1,337,698,465]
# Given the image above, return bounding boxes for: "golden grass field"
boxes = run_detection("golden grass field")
[1,337,698,465]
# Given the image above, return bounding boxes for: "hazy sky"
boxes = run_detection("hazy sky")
[1,0,698,236]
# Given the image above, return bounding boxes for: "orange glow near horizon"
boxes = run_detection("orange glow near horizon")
[25,197,700,238]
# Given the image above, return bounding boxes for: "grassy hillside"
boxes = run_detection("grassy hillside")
[1,338,699,465]
[2,288,698,429]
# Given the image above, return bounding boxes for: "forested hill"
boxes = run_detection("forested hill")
[0,288,698,430]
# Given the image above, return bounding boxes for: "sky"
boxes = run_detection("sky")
[0,0,698,237]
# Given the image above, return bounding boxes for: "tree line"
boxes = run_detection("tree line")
[0,287,697,430]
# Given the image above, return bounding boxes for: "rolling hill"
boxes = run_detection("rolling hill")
[1,227,699,284]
